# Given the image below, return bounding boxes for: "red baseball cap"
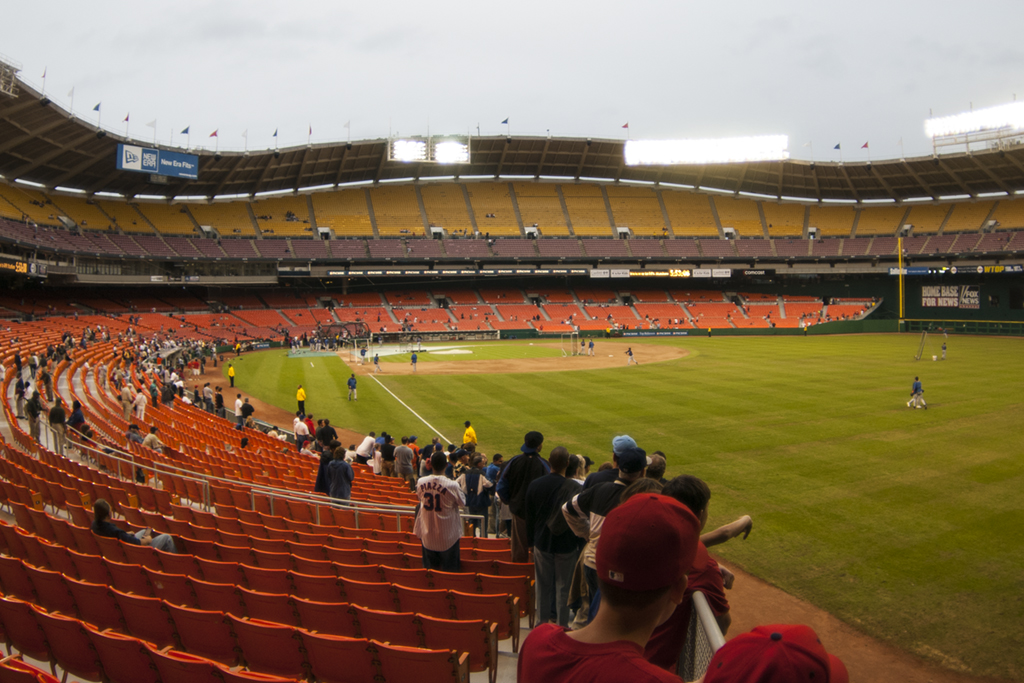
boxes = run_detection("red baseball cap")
[596,493,701,592]
[703,624,849,683]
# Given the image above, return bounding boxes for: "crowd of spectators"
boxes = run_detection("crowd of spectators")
[316,421,849,681]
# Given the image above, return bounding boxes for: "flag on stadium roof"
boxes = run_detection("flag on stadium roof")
[622,122,629,129]
[181,126,190,135]
[308,125,312,135]
[209,129,218,138]
[862,141,869,149]
[501,118,508,125]
[67,87,74,98]
[834,143,841,150]
[273,129,278,137]
[92,102,101,112]
[41,67,46,79]
[123,113,129,123]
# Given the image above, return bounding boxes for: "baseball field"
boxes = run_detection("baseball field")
[227,333,1024,680]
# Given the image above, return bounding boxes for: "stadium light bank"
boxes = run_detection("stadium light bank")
[925,101,1024,154]
[624,135,789,166]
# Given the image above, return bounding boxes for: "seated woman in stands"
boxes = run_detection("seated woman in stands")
[92,499,177,553]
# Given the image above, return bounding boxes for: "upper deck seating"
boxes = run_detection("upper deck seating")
[661,191,718,236]
[856,206,905,235]
[713,196,763,237]
[133,203,197,235]
[808,205,855,237]
[370,186,424,237]
[561,184,612,236]
[421,184,473,234]
[187,202,256,237]
[606,186,665,236]
[311,189,374,236]
[252,195,314,238]
[466,182,521,236]
[762,203,805,237]
[512,183,568,236]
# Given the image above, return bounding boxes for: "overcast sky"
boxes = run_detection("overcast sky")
[3,0,1022,161]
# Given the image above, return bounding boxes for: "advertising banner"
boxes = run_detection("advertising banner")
[117,144,199,180]
[921,285,980,309]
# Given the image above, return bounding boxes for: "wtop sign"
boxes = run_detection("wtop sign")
[116,144,199,180]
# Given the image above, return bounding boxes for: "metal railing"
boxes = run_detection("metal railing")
[679,591,726,681]
[37,424,484,531]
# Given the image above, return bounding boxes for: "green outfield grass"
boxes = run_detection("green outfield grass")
[228,334,1024,680]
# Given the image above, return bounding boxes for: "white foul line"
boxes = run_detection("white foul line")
[366,374,451,444]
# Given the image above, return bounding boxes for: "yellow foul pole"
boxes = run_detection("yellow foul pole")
[898,236,905,320]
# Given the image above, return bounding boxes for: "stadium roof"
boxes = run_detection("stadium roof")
[4,78,1024,203]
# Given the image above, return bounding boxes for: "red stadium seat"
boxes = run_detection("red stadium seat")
[92,535,127,562]
[38,542,79,579]
[373,639,470,683]
[0,655,61,683]
[227,616,309,680]
[240,565,293,595]
[104,559,153,596]
[67,550,110,584]
[164,603,241,666]
[195,557,245,586]
[30,606,105,683]
[0,597,50,662]
[111,589,179,649]
[288,572,343,603]
[156,549,202,578]
[189,578,246,617]
[64,577,124,632]
[24,565,77,616]
[290,556,334,577]
[120,542,163,570]
[145,645,225,683]
[291,597,357,637]
[85,627,161,683]
[350,605,420,646]
[338,578,398,611]
[300,631,379,683]
[238,587,299,626]
[143,568,197,607]
[0,556,36,601]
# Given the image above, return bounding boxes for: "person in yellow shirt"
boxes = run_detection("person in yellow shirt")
[463,420,477,448]
[228,364,235,387]
[297,385,306,414]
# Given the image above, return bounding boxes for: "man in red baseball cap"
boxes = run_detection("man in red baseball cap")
[518,493,702,683]
[702,624,849,683]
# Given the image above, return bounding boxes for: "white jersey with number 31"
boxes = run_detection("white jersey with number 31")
[414,475,466,551]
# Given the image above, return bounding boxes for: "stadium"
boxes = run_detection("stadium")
[0,37,1023,683]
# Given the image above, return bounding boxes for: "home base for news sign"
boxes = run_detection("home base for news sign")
[921,285,980,310]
